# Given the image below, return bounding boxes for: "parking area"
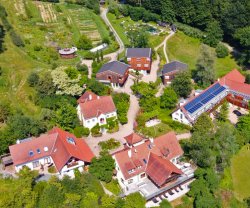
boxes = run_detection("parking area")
[228,104,248,124]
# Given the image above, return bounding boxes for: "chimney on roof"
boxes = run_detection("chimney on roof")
[16,140,20,144]
[134,149,137,153]
[128,149,132,158]
[89,94,92,100]
[97,96,100,99]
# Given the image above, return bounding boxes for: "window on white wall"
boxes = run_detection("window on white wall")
[32,161,39,168]
[128,179,133,184]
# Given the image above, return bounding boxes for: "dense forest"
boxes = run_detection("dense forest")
[121,0,250,67]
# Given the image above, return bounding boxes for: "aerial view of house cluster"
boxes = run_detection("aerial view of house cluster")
[0,0,249,207]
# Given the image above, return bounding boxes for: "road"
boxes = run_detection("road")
[101,8,125,61]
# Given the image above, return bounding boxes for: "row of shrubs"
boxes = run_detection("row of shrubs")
[0,4,24,47]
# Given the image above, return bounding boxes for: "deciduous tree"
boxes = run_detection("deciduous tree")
[195,44,215,88]
[171,71,192,98]
[51,66,83,96]
[160,87,178,109]
[89,151,115,183]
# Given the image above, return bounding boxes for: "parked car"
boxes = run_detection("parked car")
[233,110,242,117]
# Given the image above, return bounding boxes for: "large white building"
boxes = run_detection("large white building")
[172,69,250,126]
[9,127,94,178]
[77,91,117,129]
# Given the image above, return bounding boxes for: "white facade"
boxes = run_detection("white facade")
[114,157,147,195]
[15,156,53,172]
[172,89,228,125]
[15,156,86,178]
[172,109,191,126]
[77,105,117,129]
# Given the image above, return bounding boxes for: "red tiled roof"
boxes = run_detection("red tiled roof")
[78,91,116,119]
[77,91,99,103]
[9,127,94,172]
[146,153,183,186]
[220,69,245,83]
[219,69,250,95]
[113,131,183,180]
[124,133,143,145]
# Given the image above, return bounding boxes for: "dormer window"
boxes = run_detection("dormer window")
[37,149,41,154]
[67,137,75,145]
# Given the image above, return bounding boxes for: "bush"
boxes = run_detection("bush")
[9,30,24,47]
[76,63,88,75]
[73,126,90,137]
[77,34,92,50]
[84,51,95,60]
[27,72,39,87]
[0,67,2,76]
[91,124,102,137]
[175,22,205,39]
[216,43,229,58]
[245,74,250,84]
[98,138,120,151]
[112,93,130,124]
[48,166,57,173]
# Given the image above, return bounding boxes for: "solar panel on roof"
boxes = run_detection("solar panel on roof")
[201,94,215,104]
[212,86,226,96]
[184,83,225,114]
[188,103,203,114]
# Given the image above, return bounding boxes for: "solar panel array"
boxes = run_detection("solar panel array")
[184,83,226,114]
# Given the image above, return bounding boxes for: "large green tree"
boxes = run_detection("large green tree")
[124,192,146,208]
[171,71,192,98]
[160,87,178,109]
[203,20,223,47]
[89,151,115,183]
[195,44,215,88]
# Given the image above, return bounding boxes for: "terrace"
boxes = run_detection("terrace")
[123,162,195,200]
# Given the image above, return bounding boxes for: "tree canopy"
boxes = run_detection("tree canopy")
[171,71,192,98]
[89,151,115,183]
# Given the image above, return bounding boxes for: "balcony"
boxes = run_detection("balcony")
[67,161,79,168]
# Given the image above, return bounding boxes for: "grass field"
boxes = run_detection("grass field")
[166,32,240,78]
[231,145,250,200]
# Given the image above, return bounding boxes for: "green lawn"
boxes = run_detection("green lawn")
[0,35,46,116]
[166,31,240,78]
[103,180,121,195]
[231,145,250,200]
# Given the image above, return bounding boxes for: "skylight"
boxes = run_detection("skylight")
[143,158,147,164]
[67,137,75,145]
[37,148,41,154]
[29,151,34,157]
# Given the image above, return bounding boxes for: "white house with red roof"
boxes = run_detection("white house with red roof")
[9,127,94,178]
[76,91,117,129]
[113,132,194,200]
[172,69,250,126]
